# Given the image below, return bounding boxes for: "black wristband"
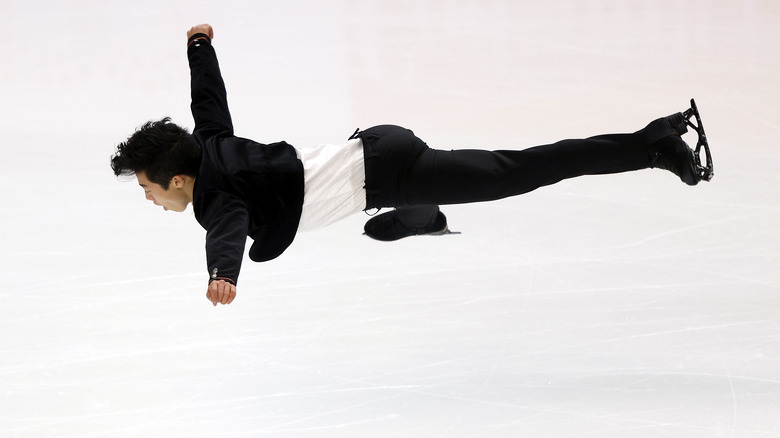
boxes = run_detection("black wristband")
[187,33,211,47]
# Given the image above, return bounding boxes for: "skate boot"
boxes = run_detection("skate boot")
[364,209,451,241]
[647,99,714,185]
[649,134,700,185]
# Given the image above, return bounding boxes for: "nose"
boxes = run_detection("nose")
[145,192,154,202]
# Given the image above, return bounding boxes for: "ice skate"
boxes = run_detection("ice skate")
[364,210,454,241]
[647,98,714,185]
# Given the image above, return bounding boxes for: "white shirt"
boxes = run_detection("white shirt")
[295,138,367,231]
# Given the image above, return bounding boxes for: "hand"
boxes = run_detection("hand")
[206,280,236,306]
[187,24,214,40]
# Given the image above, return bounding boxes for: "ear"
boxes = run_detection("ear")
[171,175,185,189]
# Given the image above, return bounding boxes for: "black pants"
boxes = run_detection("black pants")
[358,124,657,218]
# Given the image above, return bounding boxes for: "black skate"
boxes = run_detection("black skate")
[363,210,457,241]
[647,98,714,186]
[683,98,714,182]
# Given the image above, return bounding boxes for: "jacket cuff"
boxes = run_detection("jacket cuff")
[188,33,212,47]
[209,276,236,286]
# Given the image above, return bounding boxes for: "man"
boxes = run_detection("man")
[111,24,713,307]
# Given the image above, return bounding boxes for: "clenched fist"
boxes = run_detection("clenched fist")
[206,279,236,306]
[187,24,214,40]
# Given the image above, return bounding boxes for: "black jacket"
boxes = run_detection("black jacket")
[188,34,304,285]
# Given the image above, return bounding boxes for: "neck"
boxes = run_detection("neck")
[182,176,196,206]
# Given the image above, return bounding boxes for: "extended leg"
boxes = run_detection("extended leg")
[400,132,649,206]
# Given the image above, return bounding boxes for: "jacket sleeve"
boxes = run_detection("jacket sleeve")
[199,191,249,286]
[187,33,234,141]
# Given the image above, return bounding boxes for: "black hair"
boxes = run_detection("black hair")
[111,118,201,190]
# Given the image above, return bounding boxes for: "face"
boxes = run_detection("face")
[136,171,190,212]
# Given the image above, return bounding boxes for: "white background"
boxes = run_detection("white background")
[1,1,779,436]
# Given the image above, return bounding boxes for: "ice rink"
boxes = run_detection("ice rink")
[2,0,779,436]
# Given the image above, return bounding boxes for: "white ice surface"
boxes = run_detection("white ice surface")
[2,1,780,437]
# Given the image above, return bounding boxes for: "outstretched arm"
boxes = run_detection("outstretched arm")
[186,24,243,307]
[187,23,234,142]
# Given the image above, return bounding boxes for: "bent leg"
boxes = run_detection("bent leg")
[363,205,448,241]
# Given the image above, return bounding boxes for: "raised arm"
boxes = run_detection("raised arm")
[187,24,244,306]
[187,24,234,142]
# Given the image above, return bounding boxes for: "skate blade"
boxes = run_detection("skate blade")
[360,227,461,241]
[683,98,714,182]
[427,228,461,236]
